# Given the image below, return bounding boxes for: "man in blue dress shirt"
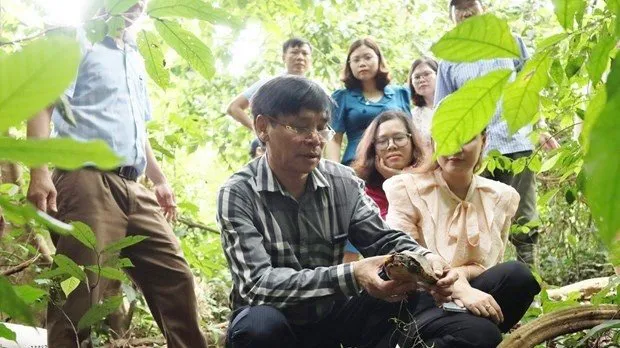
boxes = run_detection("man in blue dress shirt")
[434,0,559,265]
[26,2,207,347]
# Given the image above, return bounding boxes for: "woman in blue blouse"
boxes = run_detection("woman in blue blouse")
[326,38,411,166]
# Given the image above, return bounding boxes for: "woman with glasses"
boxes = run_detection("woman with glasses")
[351,110,429,219]
[383,131,540,347]
[326,38,411,167]
[408,56,438,149]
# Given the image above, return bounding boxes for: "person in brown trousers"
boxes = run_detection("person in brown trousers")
[26,1,207,347]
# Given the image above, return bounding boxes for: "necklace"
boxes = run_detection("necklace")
[363,93,382,105]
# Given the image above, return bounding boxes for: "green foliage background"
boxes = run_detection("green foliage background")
[0,0,618,345]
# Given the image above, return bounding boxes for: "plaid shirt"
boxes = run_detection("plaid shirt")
[216,156,428,324]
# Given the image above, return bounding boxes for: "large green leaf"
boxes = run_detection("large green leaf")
[503,51,553,133]
[584,59,620,248]
[581,88,607,153]
[0,323,16,342]
[432,69,512,156]
[60,277,80,297]
[552,0,587,31]
[154,19,215,79]
[0,36,80,132]
[586,33,616,85]
[137,30,170,90]
[431,14,520,62]
[147,0,237,25]
[77,295,123,330]
[0,195,72,235]
[0,276,33,324]
[69,222,97,251]
[103,235,148,254]
[105,0,138,15]
[0,137,121,170]
[13,285,47,304]
[54,254,87,281]
[85,266,127,281]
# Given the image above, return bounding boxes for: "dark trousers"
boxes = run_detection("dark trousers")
[47,169,207,348]
[482,150,539,264]
[405,261,540,348]
[227,261,539,348]
[227,294,417,348]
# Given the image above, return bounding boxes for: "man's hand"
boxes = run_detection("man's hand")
[27,168,57,213]
[539,132,559,151]
[353,255,417,302]
[423,253,458,305]
[154,182,177,221]
[453,286,504,324]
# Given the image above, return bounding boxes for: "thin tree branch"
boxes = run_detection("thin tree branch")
[177,217,220,234]
[2,254,40,276]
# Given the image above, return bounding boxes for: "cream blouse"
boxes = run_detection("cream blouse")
[384,169,520,269]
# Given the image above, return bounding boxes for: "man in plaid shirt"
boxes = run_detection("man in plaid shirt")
[217,76,459,347]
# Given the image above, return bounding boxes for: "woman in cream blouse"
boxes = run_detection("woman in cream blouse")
[385,133,540,348]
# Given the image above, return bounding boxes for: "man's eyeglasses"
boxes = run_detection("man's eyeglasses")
[266,116,335,141]
[375,133,411,150]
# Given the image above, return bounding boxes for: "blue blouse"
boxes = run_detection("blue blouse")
[331,85,411,165]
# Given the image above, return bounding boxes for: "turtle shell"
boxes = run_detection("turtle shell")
[383,251,439,285]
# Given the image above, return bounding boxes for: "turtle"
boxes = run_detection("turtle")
[383,251,439,285]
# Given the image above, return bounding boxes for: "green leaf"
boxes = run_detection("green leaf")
[540,152,562,172]
[511,157,527,175]
[0,137,121,170]
[13,285,47,304]
[565,51,586,78]
[432,69,512,156]
[69,222,97,251]
[85,266,127,281]
[106,16,126,38]
[77,295,123,330]
[104,257,134,268]
[0,36,81,133]
[537,33,569,51]
[584,60,620,248]
[60,276,81,297]
[137,30,170,90]
[503,52,553,133]
[552,0,587,31]
[431,14,520,62]
[0,276,33,324]
[105,0,138,15]
[549,59,565,85]
[528,153,542,172]
[103,235,148,254]
[578,320,620,346]
[84,19,108,44]
[0,195,72,235]
[581,88,607,153]
[0,323,16,342]
[147,0,237,26]
[587,33,616,85]
[155,19,215,79]
[54,254,87,281]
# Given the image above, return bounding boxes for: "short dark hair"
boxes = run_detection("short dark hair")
[449,0,482,8]
[341,38,391,91]
[407,57,438,107]
[351,110,430,187]
[282,37,312,54]
[251,76,332,120]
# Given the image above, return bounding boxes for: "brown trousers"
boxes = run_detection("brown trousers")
[47,169,208,348]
